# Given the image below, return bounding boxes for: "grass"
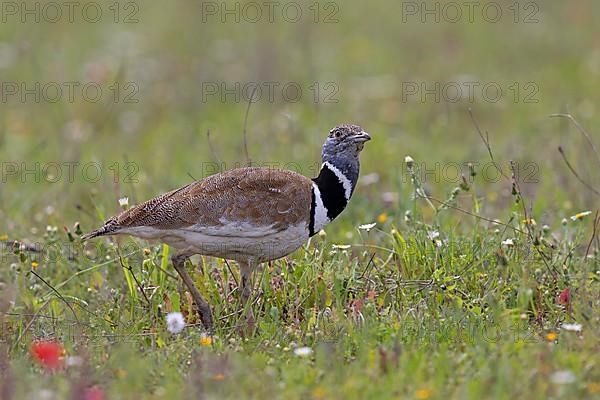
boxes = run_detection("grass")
[1,0,600,399]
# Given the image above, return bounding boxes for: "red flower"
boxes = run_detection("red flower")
[31,340,64,370]
[558,288,571,309]
[84,386,105,400]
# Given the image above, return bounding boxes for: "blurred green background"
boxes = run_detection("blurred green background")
[2,2,600,398]
[1,0,599,237]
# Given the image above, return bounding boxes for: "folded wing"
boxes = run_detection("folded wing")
[112,167,313,236]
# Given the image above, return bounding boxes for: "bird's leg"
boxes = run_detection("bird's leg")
[239,261,256,334]
[171,252,213,332]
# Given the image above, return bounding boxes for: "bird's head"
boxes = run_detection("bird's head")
[322,124,371,162]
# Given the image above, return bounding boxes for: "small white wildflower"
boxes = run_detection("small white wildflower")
[332,244,351,250]
[118,197,129,207]
[358,222,376,232]
[501,238,514,246]
[35,389,56,400]
[404,155,414,168]
[166,312,186,334]
[318,229,327,238]
[381,192,399,203]
[561,323,582,332]
[550,370,576,384]
[293,346,313,357]
[570,211,592,221]
[65,356,83,367]
[427,231,440,240]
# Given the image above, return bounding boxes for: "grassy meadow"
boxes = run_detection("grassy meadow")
[1,0,600,398]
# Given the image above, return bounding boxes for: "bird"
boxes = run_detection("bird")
[82,124,371,331]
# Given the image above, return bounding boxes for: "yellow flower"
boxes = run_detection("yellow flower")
[571,211,592,221]
[377,213,388,224]
[199,334,213,346]
[588,383,600,394]
[115,368,128,379]
[312,387,326,399]
[0,234,8,241]
[416,389,432,399]
[522,218,536,226]
[546,332,558,341]
[211,373,225,381]
[31,262,39,269]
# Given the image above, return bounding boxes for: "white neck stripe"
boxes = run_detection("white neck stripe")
[311,183,330,232]
[323,162,352,201]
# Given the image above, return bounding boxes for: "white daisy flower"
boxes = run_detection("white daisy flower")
[561,323,582,332]
[570,211,592,221]
[358,222,376,232]
[550,370,576,384]
[293,346,313,357]
[332,244,351,250]
[65,356,83,367]
[501,238,514,247]
[427,231,440,240]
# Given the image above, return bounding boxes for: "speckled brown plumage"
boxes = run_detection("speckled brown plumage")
[86,167,313,238]
[82,124,371,332]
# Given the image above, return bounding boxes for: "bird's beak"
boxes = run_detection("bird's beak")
[351,132,371,143]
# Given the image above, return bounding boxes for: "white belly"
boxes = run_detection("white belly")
[119,223,310,262]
